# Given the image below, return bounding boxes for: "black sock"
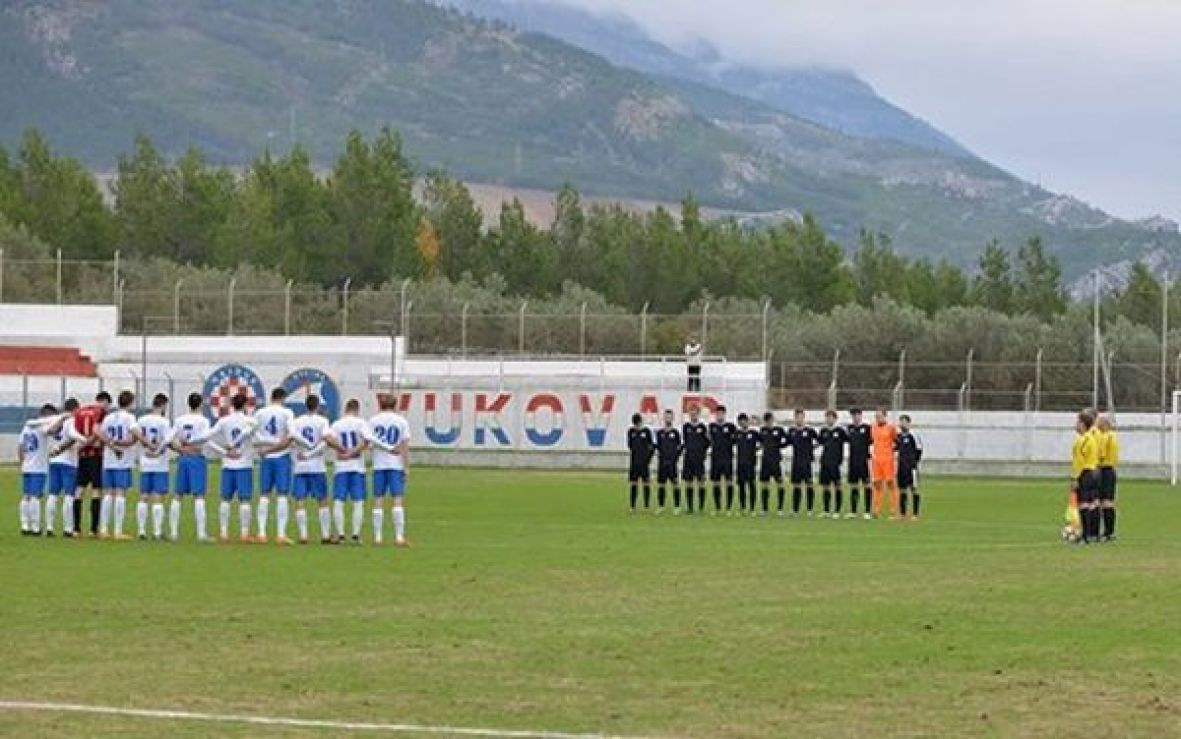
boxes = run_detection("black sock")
[912,492,922,517]
[792,487,802,513]
[657,485,666,508]
[1102,507,1115,537]
[777,487,785,512]
[1084,507,1099,541]
[725,485,734,511]
[643,485,651,508]
[849,488,859,513]
[90,497,101,534]
[672,486,680,509]
[698,487,706,511]
[629,484,638,509]
[834,487,843,514]
[73,498,83,533]
[806,486,815,513]
[863,486,873,514]
[899,490,908,516]
[713,485,722,511]
[760,488,768,512]
[822,489,832,514]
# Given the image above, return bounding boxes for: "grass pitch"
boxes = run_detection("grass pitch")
[1,467,1179,738]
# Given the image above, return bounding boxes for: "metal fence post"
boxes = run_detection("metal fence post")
[112,250,120,306]
[165,373,175,422]
[56,248,63,304]
[341,278,352,336]
[1035,348,1043,412]
[404,301,413,351]
[761,299,771,361]
[227,277,237,336]
[829,349,840,410]
[0,247,5,302]
[173,279,184,335]
[965,348,975,412]
[21,371,29,418]
[460,302,469,357]
[579,302,587,357]
[117,279,125,330]
[518,300,528,355]
[399,279,410,338]
[898,349,907,410]
[284,279,293,336]
[640,302,649,357]
[701,302,710,351]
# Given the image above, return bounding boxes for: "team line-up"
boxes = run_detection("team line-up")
[15,388,412,545]
[626,406,924,519]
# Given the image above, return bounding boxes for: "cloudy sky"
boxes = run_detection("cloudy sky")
[546,0,1181,222]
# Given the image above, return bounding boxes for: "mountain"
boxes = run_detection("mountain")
[444,0,971,157]
[3,0,1179,283]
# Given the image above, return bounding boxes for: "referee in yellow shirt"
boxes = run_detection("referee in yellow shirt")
[1071,411,1101,544]
[1095,415,1120,541]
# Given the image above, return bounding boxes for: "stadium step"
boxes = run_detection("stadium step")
[0,346,98,377]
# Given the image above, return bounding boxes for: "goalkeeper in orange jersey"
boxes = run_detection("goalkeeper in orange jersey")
[870,408,900,519]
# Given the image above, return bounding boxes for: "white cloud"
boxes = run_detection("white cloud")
[542,0,1181,220]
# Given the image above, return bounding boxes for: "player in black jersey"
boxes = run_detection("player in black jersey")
[817,410,849,517]
[734,414,760,515]
[654,409,682,515]
[759,412,788,516]
[896,414,923,519]
[847,409,873,519]
[785,409,818,516]
[626,413,655,512]
[708,406,737,514]
[681,405,710,514]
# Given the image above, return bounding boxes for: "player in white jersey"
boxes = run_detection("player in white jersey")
[203,393,258,542]
[132,393,173,540]
[252,387,296,544]
[95,390,138,540]
[288,394,333,544]
[18,404,67,536]
[328,399,371,544]
[368,394,412,546]
[45,398,87,537]
[170,393,214,541]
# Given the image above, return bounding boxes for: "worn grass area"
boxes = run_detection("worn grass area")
[1,467,1179,738]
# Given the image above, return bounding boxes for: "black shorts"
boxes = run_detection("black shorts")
[736,464,756,484]
[819,462,841,486]
[77,456,103,489]
[682,456,706,482]
[1075,470,1098,504]
[710,458,734,482]
[847,457,870,484]
[897,465,917,491]
[628,461,651,483]
[759,459,783,483]
[657,461,679,484]
[791,462,813,485]
[1098,467,1117,501]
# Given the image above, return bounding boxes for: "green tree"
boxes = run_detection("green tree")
[852,230,906,306]
[1114,262,1162,331]
[327,129,419,285]
[1013,236,1066,320]
[972,240,1013,313]
[15,129,115,259]
[421,171,484,280]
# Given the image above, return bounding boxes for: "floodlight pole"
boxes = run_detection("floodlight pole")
[1162,274,1170,464]
[1093,271,1100,410]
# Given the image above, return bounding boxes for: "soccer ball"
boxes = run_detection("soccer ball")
[1061,525,1080,543]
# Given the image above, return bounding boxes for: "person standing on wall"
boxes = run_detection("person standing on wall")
[684,337,703,392]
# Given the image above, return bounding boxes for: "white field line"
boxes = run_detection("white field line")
[0,700,649,739]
